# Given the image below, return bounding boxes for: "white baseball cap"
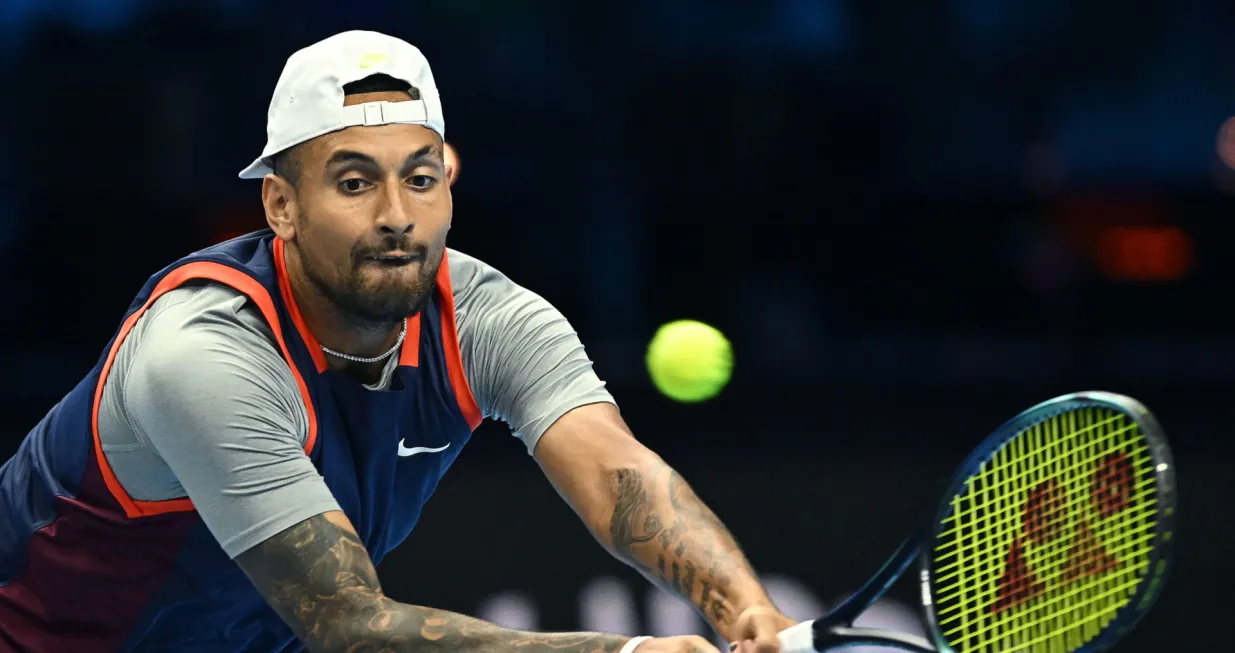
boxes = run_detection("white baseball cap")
[238,30,446,179]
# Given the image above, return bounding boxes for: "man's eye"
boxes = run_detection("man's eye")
[340,178,370,193]
[410,175,436,189]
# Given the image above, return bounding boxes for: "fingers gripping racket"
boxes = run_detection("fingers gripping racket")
[772,391,1175,653]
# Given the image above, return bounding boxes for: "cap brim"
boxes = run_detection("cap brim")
[238,157,274,179]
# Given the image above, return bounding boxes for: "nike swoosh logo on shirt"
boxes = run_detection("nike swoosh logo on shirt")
[397,441,451,457]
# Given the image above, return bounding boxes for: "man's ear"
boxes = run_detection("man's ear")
[262,173,298,240]
[445,142,460,187]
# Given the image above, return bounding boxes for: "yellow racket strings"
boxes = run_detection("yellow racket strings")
[931,408,1159,653]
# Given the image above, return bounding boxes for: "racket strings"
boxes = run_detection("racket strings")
[933,461,1155,570]
[932,513,1158,602]
[946,563,1151,645]
[937,414,1129,512]
[933,473,1158,576]
[948,409,1152,650]
[930,408,1160,653]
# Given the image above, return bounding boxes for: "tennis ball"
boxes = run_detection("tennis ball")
[645,320,733,403]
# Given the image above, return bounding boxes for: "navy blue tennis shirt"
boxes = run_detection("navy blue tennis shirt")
[0,231,615,651]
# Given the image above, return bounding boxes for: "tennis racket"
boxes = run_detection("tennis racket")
[771,391,1175,653]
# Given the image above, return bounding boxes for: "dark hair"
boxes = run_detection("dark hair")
[270,74,420,185]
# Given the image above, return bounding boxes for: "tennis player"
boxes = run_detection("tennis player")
[0,31,794,653]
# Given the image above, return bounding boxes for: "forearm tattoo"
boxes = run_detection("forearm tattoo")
[608,463,762,628]
[237,512,631,653]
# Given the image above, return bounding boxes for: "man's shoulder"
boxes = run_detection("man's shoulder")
[114,280,299,420]
[445,247,504,294]
[134,282,278,357]
[443,248,544,319]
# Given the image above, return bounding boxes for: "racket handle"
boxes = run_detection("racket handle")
[727,621,816,653]
[776,621,817,653]
[770,621,937,653]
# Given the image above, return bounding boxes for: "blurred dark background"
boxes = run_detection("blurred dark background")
[1,1,1233,651]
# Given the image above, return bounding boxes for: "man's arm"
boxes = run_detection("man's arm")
[533,404,779,640]
[449,252,788,643]
[235,510,634,653]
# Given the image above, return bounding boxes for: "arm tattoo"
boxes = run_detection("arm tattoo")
[237,512,631,653]
[608,464,764,630]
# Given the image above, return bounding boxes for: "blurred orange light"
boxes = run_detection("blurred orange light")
[213,230,248,243]
[1095,226,1193,281]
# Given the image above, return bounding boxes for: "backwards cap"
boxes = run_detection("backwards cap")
[238,30,445,179]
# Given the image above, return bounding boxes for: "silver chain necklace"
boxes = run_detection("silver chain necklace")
[320,320,407,364]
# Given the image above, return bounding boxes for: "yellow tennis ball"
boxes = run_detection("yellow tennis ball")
[645,320,733,403]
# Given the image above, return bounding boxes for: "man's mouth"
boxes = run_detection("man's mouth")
[365,251,423,266]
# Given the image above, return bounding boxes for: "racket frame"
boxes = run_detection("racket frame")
[804,537,936,651]
[918,391,1177,653]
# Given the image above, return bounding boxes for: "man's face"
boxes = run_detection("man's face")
[286,91,451,325]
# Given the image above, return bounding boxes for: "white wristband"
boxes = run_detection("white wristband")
[619,635,652,653]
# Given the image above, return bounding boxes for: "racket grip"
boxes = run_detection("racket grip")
[776,621,816,653]
[726,620,816,653]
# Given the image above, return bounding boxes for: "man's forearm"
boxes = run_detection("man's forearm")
[330,601,631,653]
[604,458,774,636]
[238,511,632,653]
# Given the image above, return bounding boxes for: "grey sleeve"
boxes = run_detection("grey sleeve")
[448,249,615,454]
[97,283,341,558]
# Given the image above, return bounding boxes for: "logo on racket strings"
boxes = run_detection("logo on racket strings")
[993,452,1136,613]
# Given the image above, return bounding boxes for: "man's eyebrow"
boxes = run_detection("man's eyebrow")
[400,145,440,173]
[323,150,381,171]
[323,146,440,177]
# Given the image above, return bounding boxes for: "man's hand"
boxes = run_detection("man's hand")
[727,606,798,653]
[638,635,723,653]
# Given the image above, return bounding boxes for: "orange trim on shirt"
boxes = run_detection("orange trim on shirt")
[273,238,330,373]
[435,250,482,430]
[399,314,421,367]
[273,238,420,371]
[91,261,319,519]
